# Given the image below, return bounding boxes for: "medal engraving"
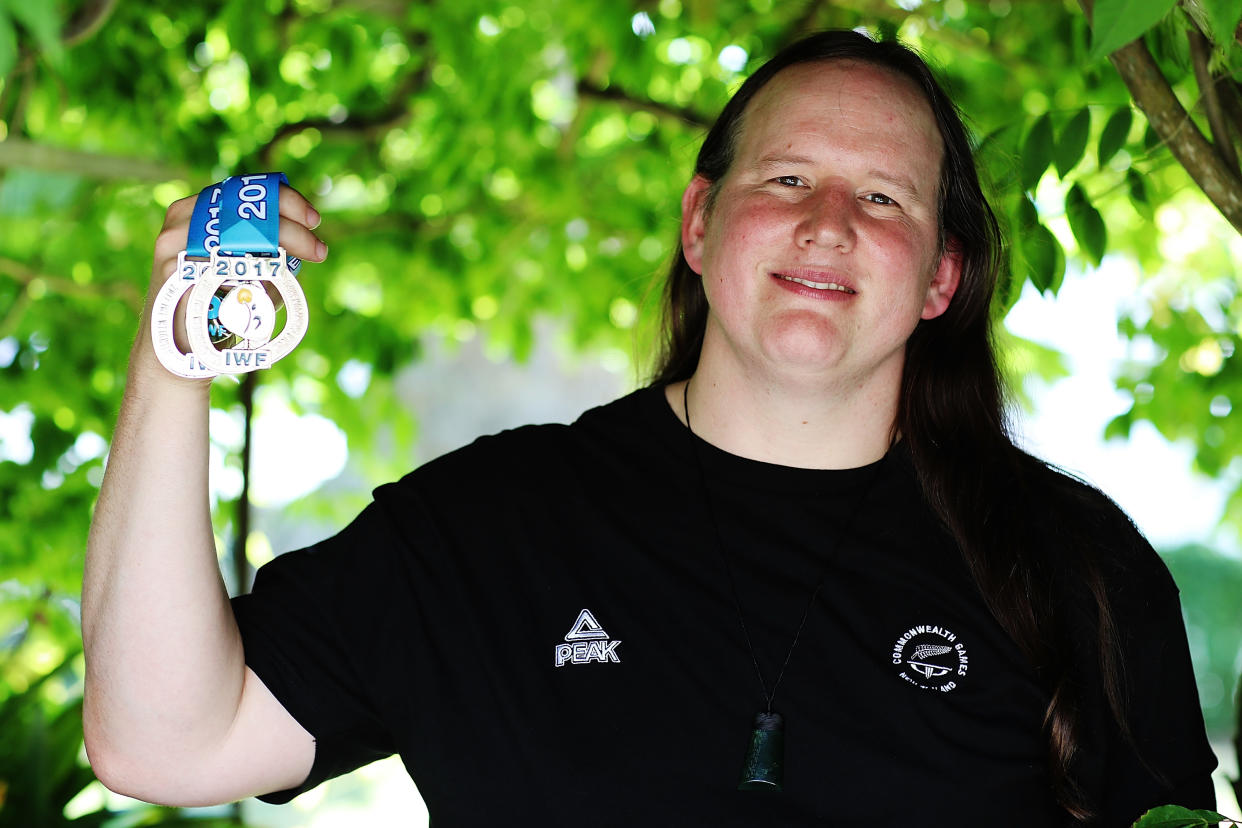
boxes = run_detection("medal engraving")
[218,283,277,347]
[150,252,219,379]
[185,249,308,375]
[151,175,310,379]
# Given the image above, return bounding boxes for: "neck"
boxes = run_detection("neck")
[668,368,897,470]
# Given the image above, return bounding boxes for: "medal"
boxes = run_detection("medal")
[151,173,309,379]
[150,251,218,378]
[218,283,277,347]
[151,182,224,379]
[185,249,308,374]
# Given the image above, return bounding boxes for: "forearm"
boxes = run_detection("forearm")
[82,328,245,783]
[81,182,327,800]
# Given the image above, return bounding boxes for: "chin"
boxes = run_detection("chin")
[758,317,842,367]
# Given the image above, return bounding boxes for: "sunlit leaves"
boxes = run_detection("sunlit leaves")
[1015,195,1065,295]
[3,0,1242,671]
[1087,0,1178,61]
[1065,184,1107,266]
[0,9,16,77]
[1202,0,1242,49]
[1127,168,1152,217]
[2,0,62,67]
[1021,113,1054,191]
[1054,108,1090,178]
[1130,804,1235,827]
[1097,106,1132,168]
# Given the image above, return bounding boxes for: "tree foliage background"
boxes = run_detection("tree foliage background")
[3,0,1242,820]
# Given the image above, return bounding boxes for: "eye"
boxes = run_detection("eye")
[772,175,805,187]
[864,192,898,206]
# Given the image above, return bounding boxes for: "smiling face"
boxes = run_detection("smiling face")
[681,59,960,395]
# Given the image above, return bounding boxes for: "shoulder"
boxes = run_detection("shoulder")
[377,385,673,496]
[1014,450,1179,603]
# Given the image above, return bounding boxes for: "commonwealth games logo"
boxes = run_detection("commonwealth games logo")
[891,624,969,692]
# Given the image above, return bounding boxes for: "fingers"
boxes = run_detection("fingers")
[277,184,321,231]
[277,215,328,264]
[163,193,200,228]
[154,183,327,269]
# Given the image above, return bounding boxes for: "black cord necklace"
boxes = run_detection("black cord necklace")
[680,381,887,792]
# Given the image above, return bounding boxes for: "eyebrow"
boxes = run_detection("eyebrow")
[753,154,815,171]
[751,154,927,200]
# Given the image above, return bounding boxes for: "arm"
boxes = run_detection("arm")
[82,186,327,806]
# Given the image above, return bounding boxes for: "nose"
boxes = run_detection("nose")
[796,186,855,251]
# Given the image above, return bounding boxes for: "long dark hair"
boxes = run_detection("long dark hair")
[651,30,1129,821]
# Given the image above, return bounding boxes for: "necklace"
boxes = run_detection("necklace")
[680,381,886,792]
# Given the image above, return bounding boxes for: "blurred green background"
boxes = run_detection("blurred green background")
[2,0,1242,823]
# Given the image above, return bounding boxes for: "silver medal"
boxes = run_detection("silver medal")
[217,283,277,348]
[185,249,309,375]
[150,251,219,379]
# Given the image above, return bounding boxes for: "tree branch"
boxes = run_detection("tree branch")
[1219,78,1242,140]
[575,79,712,129]
[233,370,256,596]
[1080,0,1242,235]
[11,68,35,136]
[62,0,119,48]
[258,101,414,164]
[783,0,830,39]
[1235,674,1242,823]
[0,256,141,305]
[257,38,431,165]
[0,138,188,181]
[1112,42,1242,232]
[0,290,32,340]
[1188,27,1239,174]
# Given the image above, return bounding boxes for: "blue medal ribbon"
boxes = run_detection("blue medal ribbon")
[219,172,285,255]
[156,172,309,378]
[185,182,223,259]
[186,173,301,274]
[182,171,310,375]
[217,173,302,275]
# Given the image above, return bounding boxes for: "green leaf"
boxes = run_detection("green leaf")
[1126,168,1153,217]
[1021,113,1055,191]
[1143,121,1163,152]
[1023,222,1065,294]
[0,10,16,78]
[1104,412,1133,441]
[1202,0,1242,47]
[1012,194,1064,295]
[976,122,1021,177]
[1088,0,1178,61]
[1148,8,1193,70]
[2,0,62,67]
[1130,804,1232,827]
[1098,107,1133,167]
[1055,107,1091,177]
[1016,193,1039,230]
[1065,184,1108,265]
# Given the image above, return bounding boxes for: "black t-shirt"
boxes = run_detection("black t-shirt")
[231,386,1217,826]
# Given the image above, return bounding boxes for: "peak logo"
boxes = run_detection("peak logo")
[554,608,621,667]
[891,624,969,692]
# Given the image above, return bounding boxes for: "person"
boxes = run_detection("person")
[83,29,1218,826]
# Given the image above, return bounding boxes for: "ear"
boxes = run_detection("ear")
[921,242,962,320]
[680,174,713,275]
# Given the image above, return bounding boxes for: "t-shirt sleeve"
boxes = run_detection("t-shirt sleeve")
[230,491,418,803]
[1090,556,1219,823]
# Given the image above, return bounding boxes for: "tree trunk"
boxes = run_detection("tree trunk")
[229,371,257,826]
[1078,0,1242,236]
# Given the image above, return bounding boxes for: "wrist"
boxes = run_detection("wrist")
[129,318,215,394]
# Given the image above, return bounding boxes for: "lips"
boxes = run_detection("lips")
[772,271,857,294]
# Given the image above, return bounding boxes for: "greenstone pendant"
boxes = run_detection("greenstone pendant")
[737,711,784,791]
